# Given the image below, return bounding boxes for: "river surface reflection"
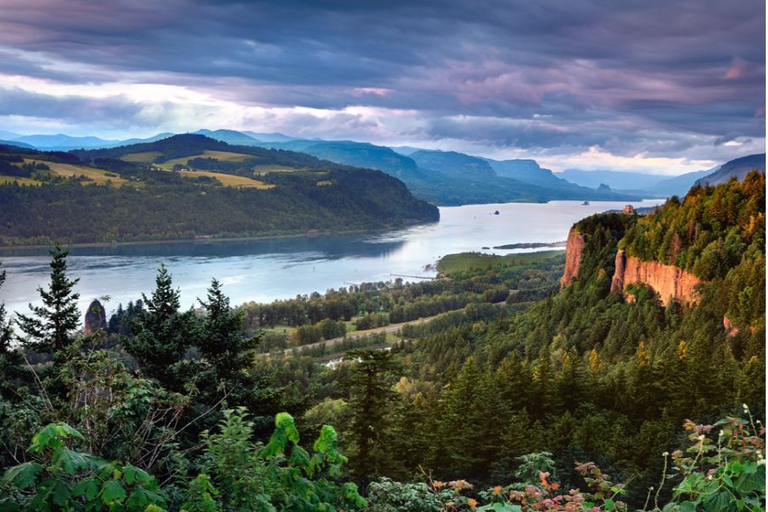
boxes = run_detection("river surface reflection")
[0,199,664,318]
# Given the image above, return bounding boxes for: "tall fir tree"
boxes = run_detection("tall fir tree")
[123,264,196,390]
[0,265,13,353]
[196,278,256,381]
[0,264,24,397]
[16,245,80,356]
[344,349,399,482]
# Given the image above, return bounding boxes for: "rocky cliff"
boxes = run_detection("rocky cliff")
[560,226,702,305]
[84,299,107,335]
[559,227,585,288]
[610,250,701,306]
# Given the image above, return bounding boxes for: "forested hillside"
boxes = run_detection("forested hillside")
[0,174,763,511]
[0,135,439,246]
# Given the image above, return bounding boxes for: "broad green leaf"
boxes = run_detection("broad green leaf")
[2,461,43,489]
[47,479,72,507]
[52,447,90,475]
[101,479,127,504]
[73,478,100,501]
[678,500,696,512]
[703,491,731,512]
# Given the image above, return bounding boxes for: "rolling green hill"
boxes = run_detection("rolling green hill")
[0,135,438,246]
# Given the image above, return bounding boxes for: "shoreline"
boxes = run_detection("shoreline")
[0,198,663,252]
[0,223,436,253]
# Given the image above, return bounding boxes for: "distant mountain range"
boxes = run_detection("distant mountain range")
[2,128,763,205]
[555,162,764,198]
[694,153,765,187]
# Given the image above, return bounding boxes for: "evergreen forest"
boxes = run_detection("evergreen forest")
[0,174,764,511]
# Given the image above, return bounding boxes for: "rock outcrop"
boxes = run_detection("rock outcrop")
[610,250,701,306]
[559,228,585,289]
[723,316,740,337]
[84,299,107,335]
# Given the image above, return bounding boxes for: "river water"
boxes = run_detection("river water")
[0,200,664,319]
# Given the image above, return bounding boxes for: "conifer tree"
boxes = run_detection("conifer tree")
[0,266,13,353]
[0,264,24,396]
[124,264,195,389]
[344,349,399,481]
[16,245,80,356]
[439,357,486,476]
[197,278,256,380]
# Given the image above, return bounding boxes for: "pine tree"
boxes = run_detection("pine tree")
[344,349,399,481]
[0,266,13,353]
[0,264,24,397]
[439,357,486,477]
[197,278,257,380]
[123,264,196,390]
[16,245,80,356]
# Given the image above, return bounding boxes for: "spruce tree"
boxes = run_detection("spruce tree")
[197,278,257,380]
[16,245,80,355]
[0,266,13,353]
[0,264,24,396]
[344,349,399,481]
[124,264,195,390]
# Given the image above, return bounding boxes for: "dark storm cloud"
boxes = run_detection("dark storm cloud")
[0,0,763,156]
[0,87,142,123]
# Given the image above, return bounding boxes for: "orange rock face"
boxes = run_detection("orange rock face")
[610,250,701,306]
[559,228,585,289]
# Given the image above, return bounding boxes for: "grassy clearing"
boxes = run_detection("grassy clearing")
[159,150,254,169]
[0,175,41,186]
[120,151,163,163]
[252,164,307,174]
[23,160,128,187]
[437,250,564,274]
[263,324,298,336]
[175,169,274,189]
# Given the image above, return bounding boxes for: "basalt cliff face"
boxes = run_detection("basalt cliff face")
[559,226,702,305]
[559,227,585,288]
[610,250,701,306]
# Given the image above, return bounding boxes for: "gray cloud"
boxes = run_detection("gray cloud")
[0,0,763,166]
[0,87,142,123]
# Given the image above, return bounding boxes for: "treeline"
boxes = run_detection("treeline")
[72,133,321,169]
[241,258,558,331]
[622,170,765,280]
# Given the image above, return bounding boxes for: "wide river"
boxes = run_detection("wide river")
[1,200,664,319]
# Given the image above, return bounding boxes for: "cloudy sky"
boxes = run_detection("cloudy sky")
[0,0,764,173]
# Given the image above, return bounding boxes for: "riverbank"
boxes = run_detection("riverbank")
[0,222,438,254]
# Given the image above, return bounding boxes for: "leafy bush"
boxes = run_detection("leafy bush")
[658,409,765,512]
[0,423,166,511]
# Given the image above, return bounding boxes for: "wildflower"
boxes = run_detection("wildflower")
[662,451,669,457]
[698,434,706,441]
[467,498,477,508]
[448,479,472,492]
[492,485,504,495]
[743,404,750,413]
